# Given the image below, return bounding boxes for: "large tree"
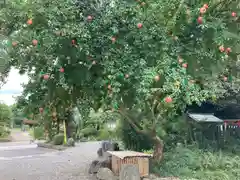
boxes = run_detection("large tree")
[0,0,239,160]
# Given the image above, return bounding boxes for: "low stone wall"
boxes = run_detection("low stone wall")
[37,142,68,150]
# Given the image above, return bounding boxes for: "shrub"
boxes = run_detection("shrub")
[52,133,64,145]
[81,127,98,137]
[33,126,44,140]
[153,144,240,180]
[0,126,10,138]
[97,129,111,140]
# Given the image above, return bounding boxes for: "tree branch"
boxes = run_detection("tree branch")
[118,109,147,135]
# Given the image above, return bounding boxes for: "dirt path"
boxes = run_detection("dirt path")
[0,141,100,180]
[10,129,32,142]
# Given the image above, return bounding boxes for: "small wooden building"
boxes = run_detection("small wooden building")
[187,113,224,149]
[107,150,152,177]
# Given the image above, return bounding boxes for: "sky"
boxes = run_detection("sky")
[0,68,29,105]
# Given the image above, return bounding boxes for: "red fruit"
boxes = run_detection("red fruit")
[111,37,116,43]
[200,7,206,14]
[43,74,49,80]
[71,40,76,45]
[197,17,203,24]
[232,12,237,17]
[59,68,64,73]
[27,19,32,25]
[39,108,44,113]
[219,45,225,52]
[125,74,129,78]
[137,23,143,29]
[165,96,172,103]
[182,63,188,68]
[223,76,228,81]
[12,42,17,47]
[87,15,93,21]
[203,4,209,9]
[32,39,38,46]
[226,47,232,54]
[154,75,160,82]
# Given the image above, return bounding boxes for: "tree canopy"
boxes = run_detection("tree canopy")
[0,0,239,159]
[0,102,12,126]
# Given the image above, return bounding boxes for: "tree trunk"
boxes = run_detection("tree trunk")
[152,135,164,161]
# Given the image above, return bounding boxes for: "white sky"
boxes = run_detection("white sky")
[0,68,29,105]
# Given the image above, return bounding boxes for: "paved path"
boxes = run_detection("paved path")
[10,129,32,142]
[0,141,100,180]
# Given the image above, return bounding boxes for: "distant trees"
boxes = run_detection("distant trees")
[0,102,12,137]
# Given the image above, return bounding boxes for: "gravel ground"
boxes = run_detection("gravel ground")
[0,147,55,157]
[0,141,100,180]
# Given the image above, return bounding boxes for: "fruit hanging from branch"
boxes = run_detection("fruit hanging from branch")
[200,7,206,14]
[43,74,50,80]
[39,107,44,113]
[27,19,32,25]
[197,17,203,24]
[32,39,38,46]
[226,47,231,54]
[165,96,172,103]
[12,42,17,47]
[154,75,160,82]
[203,4,209,9]
[232,12,237,17]
[59,68,64,73]
[111,37,116,43]
[137,23,143,28]
[223,76,228,81]
[182,63,188,68]
[87,15,93,21]
[219,45,225,52]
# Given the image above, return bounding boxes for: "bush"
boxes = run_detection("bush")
[97,129,111,140]
[52,133,64,145]
[33,126,44,140]
[0,126,10,138]
[81,127,98,137]
[153,144,240,180]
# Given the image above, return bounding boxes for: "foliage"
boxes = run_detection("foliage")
[67,137,75,147]
[119,116,153,151]
[153,144,240,180]
[0,126,10,137]
[81,127,98,137]
[0,103,12,126]
[0,0,240,159]
[52,133,64,145]
[0,103,12,137]
[97,128,111,140]
[33,126,44,140]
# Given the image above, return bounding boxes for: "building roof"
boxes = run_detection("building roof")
[188,113,223,123]
[107,151,152,159]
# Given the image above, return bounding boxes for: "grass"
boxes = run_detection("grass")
[152,144,240,180]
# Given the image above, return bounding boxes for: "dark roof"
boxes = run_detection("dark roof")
[188,113,223,123]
